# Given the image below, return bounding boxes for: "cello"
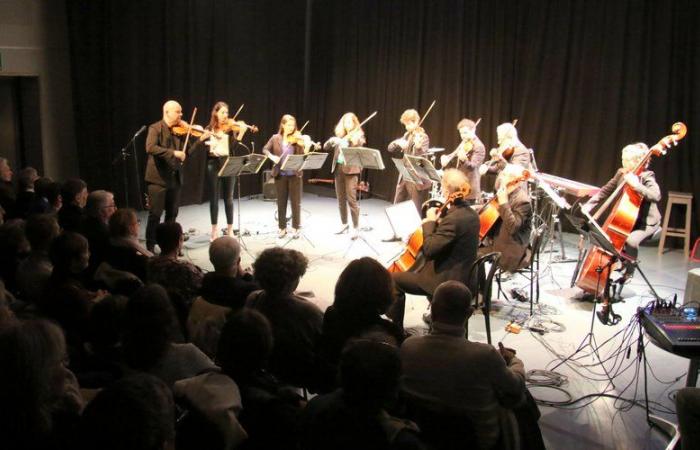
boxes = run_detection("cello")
[478,170,532,241]
[575,123,687,321]
[387,186,469,273]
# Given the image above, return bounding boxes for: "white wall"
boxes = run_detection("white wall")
[0,0,78,180]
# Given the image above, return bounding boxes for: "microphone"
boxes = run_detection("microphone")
[133,125,147,138]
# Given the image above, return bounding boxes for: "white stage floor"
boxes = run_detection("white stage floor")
[138,192,699,450]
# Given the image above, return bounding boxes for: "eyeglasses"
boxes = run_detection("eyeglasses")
[101,203,117,210]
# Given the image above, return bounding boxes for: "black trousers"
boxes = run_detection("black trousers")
[146,183,181,250]
[275,175,302,229]
[388,271,430,329]
[334,169,359,227]
[207,159,234,225]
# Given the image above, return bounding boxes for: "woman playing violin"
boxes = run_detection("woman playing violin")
[322,112,366,238]
[387,169,480,329]
[262,114,310,238]
[581,143,661,285]
[196,101,252,241]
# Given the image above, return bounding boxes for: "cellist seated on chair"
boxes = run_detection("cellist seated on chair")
[387,169,480,329]
[581,143,661,284]
[479,164,533,274]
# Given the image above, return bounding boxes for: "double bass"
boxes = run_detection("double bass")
[387,186,469,273]
[575,123,687,311]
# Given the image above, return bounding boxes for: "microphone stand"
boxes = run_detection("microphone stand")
[113,126,146,209]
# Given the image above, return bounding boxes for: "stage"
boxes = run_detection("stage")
[139,192,699,450]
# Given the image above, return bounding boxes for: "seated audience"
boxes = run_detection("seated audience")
[79,374,175,450]
[216,308,304,450]
[0,319,85,450]
[122,284,215,386]
[247,247,322,389]
[400,281,532,450]
[0,219,30,296]
[301,339,426,450]
[147,221,203,333]
[0,157,16,218]
[42,232,104,351]
[318,257,404,391]
[106,208,152,281]
[82,189,115,275]
[30,177,61,215]
[16,214,60,304]
[14,166,38,219]
[57,178,87,232]
[188,236,258,357]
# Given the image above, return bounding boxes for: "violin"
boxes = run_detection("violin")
[220,119,259,134]
[477,170,531,241]
[172,122,206,138]
[388,186,469,273]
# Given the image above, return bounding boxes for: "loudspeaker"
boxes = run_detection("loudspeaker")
[262,170,276,201]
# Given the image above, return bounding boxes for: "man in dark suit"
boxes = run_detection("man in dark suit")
[479,163,533,273]
[388,169,480,329]
[144,100,188,252]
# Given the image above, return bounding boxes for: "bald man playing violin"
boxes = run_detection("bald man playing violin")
[144,100,202,252]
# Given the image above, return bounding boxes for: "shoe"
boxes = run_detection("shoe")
[596,305,622,326]
[335,224,349,234]
[351,228,359,240]
[278,229,287,238]
[292,228,301,239]
[382,235,401,243]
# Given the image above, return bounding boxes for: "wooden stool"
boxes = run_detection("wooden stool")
[658,191,693,258]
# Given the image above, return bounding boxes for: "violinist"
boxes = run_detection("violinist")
[387,169,480,329]
[478,163,533,273]
[262,114,309,238]
[198,101,251,241]
[144,100,190,252]
[323,112,366,238]
[441,118,486,204]
[581,143,661,286]
[387,109,431,215]
[479,122,532,180]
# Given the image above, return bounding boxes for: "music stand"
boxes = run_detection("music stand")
[405,154,442,184]
[279,152,329,248]
[218,154,266,257]
[339,147,385,256]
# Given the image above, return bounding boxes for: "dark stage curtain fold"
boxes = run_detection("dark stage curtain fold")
[66,0,699,237]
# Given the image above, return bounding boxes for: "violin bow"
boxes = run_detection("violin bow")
[231,104,244,121]
[358,111,378,128]
[298,120,310,133]
[182,107,198,154]
[417,100,437,128]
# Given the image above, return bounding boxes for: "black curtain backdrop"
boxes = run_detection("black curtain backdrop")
[66,0,306,207]
[67,0,699,237]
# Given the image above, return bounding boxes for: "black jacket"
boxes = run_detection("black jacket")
[145,120,184,188]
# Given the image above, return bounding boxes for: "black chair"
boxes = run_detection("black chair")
[496,223,547,315]
[466,252,501,345]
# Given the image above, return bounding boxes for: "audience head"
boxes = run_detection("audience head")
[217,308,273,381]
[209,236,241,274]
[0,219,30,259]
[334,257,394,317]
[253,247,308,297]
[0,320,73,444]
[49,232,89,275]
[85,190,116,222]
[39,181,62,211]
[0,280,16,326]
[25,214,60,254]
[88,294,128,353]
[109,208,139,239]
[18,167,38,191]
[340,340,402,412]
[123,284,178,370]
[79,374,175,450]
[431,280,474,327]
[61,178,88,208]
[155,221,183,256]
[0,157,13,182]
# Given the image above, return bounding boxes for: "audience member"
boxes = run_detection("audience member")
[122,284,215,386]
[0,319,84,450]
[57,178,87,232]
[0,219,30,296]
[147,221,203,333]
[187,236,258,357]
[42,232,104,351]
[318,257,404,391]
[301,339,425,450]
[0,157,15,218]
[216,308,304,450]
[82,189,116,276]
[400,281,532,450]
[16,214,60,304]
[79,374,175,450]
[30,177,61,215]
[106,208,152,281]
[247,247,322,389]
[15,166,39,219]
